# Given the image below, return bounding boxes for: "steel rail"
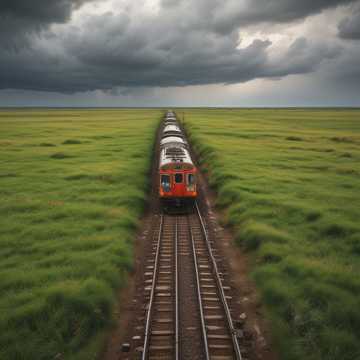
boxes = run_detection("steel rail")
[175,217,180,360]
[142,214,164,360]
[195,201,243,360]
[188,215,211,360]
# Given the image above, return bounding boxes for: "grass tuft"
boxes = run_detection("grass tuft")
[322,222,350,237]
[306,210,321,222]
[63,139,82,145]
[39,142,56,147]
[286,136,303,141]
[330,136,356,143]
[259,243,285,263]
[50,152,71,159]
[65,174,90,181]
[237,221,291,250]
[340,152,352,158]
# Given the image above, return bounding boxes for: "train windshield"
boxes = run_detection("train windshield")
[161,174,171,192]
[174,173,183,183]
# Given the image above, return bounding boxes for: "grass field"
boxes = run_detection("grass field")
[181,108,360,360]
[0,109,161,359]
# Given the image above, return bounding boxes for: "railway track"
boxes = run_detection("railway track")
[142,215,179,360]
[141,202,242,360]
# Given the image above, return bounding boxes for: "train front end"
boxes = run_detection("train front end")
[159,158,197,207]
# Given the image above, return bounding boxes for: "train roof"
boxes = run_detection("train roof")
[160,136,186,147]
[163,124,181,133]
[159,146,193,168]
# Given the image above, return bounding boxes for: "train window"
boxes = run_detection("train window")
[161,175,171,192]
[174,173,183,183]
[188,174,195,185]
[187,174,195,191]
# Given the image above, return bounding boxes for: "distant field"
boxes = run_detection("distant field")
[0,109,160,359]
[182,109,360,360]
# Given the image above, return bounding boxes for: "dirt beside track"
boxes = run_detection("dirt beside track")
[101,116,277,360]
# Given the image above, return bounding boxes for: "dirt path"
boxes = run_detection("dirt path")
[101,116,277,360]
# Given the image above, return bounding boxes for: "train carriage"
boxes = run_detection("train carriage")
[164,119,177,124]
[163,124,181,133]
[159,146,197,207]
[160,135,187,148]
[164,121,178,127]
[162,124,183,139]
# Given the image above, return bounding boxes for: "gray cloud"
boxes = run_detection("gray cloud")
[0,17,340,93]
[338,4,360,39]
[0,0,91,48]
[225,0,355,24]
[0,0,357,94]
[265,38,342,77]
[1,0,89,23]
[160,0,357,34]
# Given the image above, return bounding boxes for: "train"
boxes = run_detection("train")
[159,111,197,209]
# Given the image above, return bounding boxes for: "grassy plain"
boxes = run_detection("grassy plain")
[182,108,360,360]
[0,109,161,359]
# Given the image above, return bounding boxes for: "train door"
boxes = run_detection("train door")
[173,172,184,197]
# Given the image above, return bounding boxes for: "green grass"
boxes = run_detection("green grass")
[181,108,360,360]
[0,109,161,359]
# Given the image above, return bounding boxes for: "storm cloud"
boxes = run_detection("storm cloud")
[0,0,93,47]
[0,0,359,103]
[338,3,360,39]
[176,0,358,34]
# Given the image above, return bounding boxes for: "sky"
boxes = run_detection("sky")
[0,0,360,107]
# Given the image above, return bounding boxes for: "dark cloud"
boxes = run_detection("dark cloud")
[0,0,91,47]
[0,9,341,93]
[1,0,88,23]
[338,4,360,39]
[226,0,355,24]
[0,0,356,94]
[160,0,357,34]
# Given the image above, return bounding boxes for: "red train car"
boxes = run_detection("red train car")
[159,140,197,208]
